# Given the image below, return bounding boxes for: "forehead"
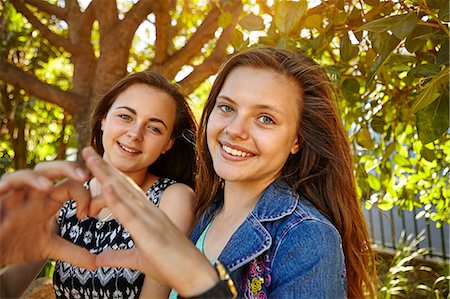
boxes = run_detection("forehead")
[219,66,301,114]
[112,84,173,105]
[111,84,177,122]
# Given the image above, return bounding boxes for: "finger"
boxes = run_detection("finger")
[83,147,148,207]
[34,160,88,182]
[50,237,96,270]
[0,189,26,214]
[88,194,107,217]
[0,170,53,194]
[100,184,149,237]
[50,179,91,219]
[95,248,140,271]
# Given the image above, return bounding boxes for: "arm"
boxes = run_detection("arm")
[270,220,347,299]
[139,183,195,298]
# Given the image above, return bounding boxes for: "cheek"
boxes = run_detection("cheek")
[206,115,219,145]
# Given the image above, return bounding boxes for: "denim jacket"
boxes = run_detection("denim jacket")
[191,179,347,299]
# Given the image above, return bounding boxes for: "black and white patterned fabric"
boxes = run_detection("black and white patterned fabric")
[53,177,176,299]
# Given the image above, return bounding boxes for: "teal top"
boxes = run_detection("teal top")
[168,222,213,299]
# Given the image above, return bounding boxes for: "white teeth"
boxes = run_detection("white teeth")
[119,143,140,154]
[222,145,251,157]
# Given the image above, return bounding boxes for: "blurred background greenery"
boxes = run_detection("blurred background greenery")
[1,0,448,297]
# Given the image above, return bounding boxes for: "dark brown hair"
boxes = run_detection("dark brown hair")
[195,47,376,298]
[89,71,197,187]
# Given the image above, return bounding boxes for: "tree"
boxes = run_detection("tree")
[1,0,449,224]
[1,0,243,153]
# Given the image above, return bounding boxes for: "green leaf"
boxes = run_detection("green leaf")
[340,34,359,62]
[408,63,441,78]
[274,0,307,33]
[218,12,233,28]
[421,147,436,162]
[393,154,410,167]
[356,127,375,150]
[416,90,450,144]
[436,39,449,67]
[303,14,322,30]
[405,25,433,52]
[371,114,385,134]
[391,12,418,40]
[359,13,417,40]
[367,33,401,85]
[378,200,394,211]
[367,174,381,191]
[411,68,449,113]
[426,0,448,9]
[364,0,380,6]
[439,2,450,22]
[381,142,396,163]
[239,14,265,31]
[230,29,247,51]
[341,78,360,102]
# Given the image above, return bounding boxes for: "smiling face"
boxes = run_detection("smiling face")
[101,83,176,179]
[206,66,301,188]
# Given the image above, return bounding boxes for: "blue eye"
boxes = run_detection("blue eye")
[147,126,162,134]
[119,114,131,120]
[219,104,233,113]
[258,115,274,124]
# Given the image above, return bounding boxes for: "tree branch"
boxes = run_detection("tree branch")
[179,13,238,94]
[94,0,119,35]
[10,0,75,53]
[0,61,82,113]
[25,0,66,19]
[120,1,156,43]
[153,0,171,64]
[123,1,156,28]
[159,0,242,80]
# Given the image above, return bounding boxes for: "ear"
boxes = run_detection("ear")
[101,117,106,131]
[290,135,302,155]
[162,138,175,154]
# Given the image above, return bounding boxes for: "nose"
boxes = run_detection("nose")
[224,114,249,140]
[127,123,143,141]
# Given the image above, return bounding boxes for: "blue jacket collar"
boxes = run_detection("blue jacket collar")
[195,179,298,272]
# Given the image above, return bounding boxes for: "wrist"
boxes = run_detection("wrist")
[178,261,237,299]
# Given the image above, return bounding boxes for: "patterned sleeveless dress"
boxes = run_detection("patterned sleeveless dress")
[53,177,176,299]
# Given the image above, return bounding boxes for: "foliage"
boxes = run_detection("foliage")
[377,231,449,298]
[238,0,450,225]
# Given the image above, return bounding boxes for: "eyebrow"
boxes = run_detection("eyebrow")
[217,95,285,116]
[115,106,168,129]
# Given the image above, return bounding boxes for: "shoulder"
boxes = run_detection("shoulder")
[158,182,195,235]
[272,196,342,254]
[160,182,195,204]
[268,207,346,297]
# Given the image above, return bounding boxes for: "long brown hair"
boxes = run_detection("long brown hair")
[195,47,376,298]
[89,71,197,187]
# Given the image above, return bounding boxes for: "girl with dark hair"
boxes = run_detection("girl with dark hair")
[0,71,197,299]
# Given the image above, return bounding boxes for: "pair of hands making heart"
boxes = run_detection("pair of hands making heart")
[0,147,217,297]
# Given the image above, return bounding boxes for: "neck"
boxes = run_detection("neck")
[123,171,148,188]
[220,179,273,217]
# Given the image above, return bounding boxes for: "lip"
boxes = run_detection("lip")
[117,142,142,155]
[219,141,255,160]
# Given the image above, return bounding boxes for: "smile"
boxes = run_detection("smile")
[222,144,252,157]
[118,142,142,154]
